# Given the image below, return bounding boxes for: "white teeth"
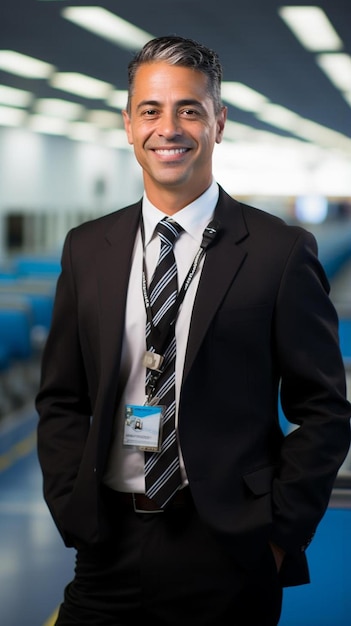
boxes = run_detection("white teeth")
[155,148,187,155]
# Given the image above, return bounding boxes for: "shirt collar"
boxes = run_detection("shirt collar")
[142,180,219,246]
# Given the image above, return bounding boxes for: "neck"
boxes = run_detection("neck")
[144,178,213,216]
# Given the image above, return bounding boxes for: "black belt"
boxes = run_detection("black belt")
[104,486,192,513]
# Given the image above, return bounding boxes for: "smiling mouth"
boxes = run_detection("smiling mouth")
[154,148,189,155]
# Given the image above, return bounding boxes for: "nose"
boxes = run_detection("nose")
[157,111,182,139]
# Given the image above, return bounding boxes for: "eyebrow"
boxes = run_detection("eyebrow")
[136,99,206,111]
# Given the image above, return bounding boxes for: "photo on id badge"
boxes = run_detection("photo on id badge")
[123,404,165,451]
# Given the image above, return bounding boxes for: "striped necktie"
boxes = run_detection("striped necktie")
[144,217,183,508]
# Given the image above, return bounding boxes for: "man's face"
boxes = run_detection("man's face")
[123,61,226,203]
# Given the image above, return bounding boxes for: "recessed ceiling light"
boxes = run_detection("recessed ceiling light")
[50,72,113,99]
[0,50,54,78]
[62,6,153,51]
[278,6,343,52]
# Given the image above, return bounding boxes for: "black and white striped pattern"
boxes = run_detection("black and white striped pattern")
[144,218,183,508]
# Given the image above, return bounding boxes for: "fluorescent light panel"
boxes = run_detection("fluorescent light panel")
[342,92,351,107]
[29,114,68,135]
[219,77,351,154]
[50,72,113,99]
[224,120,287,146]
[0,105,27,126]
[62,6,153,51]
[256,103,351,154]
[0,50,54,78]
[221,82,268,112]
[257,103,300,131]
[316,53,351,92]
[0,85,32,107]
[67,122,100,143]
[85,109,123,128]
[278,6,343,51]
[35,98,84,120]
[107,90,129,110]
[104,129,132,149]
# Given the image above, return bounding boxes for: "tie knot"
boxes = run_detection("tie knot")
[156,218,183,248]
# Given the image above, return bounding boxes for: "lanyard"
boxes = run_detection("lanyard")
[140,217,220,399]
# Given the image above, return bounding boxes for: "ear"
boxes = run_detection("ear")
[215,106,227,144]
[122,110,134,145]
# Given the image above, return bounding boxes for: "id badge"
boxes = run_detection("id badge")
[123,404,164,452]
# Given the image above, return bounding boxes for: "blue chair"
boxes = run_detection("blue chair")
[0,300,33,361]
[338,318,351,365]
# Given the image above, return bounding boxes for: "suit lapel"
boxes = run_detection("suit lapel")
[91,191,248,388]
[95,202,141,376]
[183,189,248,380]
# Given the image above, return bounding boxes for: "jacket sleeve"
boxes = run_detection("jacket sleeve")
[36,228,92,542]
[271,228,351,554]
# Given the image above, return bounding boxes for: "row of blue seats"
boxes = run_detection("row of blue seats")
[0,288,55,370]
[312,221,351,280]
[0,256,60,415]
[0,236,350,403]
[0,253,61,280]
[1,244,350,365]
[339,319,351,365]
[0,256,60,394]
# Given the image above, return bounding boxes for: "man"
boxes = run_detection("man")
[36,35,351,625]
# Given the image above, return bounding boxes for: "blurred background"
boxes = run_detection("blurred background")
[0,1,350,625]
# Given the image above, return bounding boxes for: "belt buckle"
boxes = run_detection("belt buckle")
[132,493,164,514]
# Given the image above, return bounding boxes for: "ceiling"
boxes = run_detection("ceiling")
[0,0,350,144]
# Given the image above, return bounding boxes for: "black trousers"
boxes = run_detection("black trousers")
[55,489,282,626]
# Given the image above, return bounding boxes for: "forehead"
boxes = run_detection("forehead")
[131,61,210,103]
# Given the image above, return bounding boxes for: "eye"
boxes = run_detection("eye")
[179,107,204,120]
[142,108,158,117]
[180,109,198,117]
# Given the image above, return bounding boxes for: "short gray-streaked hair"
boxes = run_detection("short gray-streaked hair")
[126,35,223,115]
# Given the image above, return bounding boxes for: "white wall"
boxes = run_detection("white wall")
[0,125,350,259]
[0,127,143,256]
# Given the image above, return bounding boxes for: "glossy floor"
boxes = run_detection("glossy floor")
[0,406,74,626]
[1,237,351,626]
[1,403,351,626]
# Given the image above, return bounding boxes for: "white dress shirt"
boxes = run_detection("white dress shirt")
[103,180,219,493]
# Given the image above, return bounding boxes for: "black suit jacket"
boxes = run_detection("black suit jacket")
[36,186,351,586]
